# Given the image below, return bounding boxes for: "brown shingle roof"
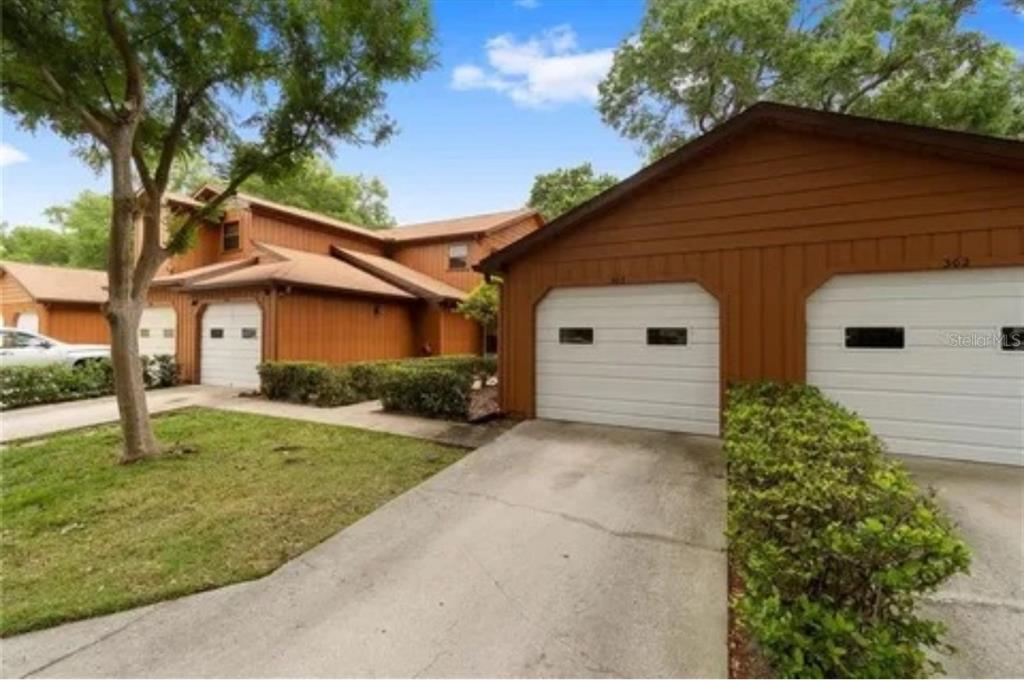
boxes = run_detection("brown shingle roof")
[378,208,538,243]
[185,243,413,300]
[0,260,108,304]
[153,258,258,286]
[331,247,467,302]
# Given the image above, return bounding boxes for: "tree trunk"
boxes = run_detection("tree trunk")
[106,128,160,463]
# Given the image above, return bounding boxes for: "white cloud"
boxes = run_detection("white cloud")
[515,0,540,8]
[0,143,28,167]
[450,25,614,108]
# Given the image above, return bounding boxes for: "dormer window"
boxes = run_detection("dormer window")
[448,242,469,270]
[222,222,240,252]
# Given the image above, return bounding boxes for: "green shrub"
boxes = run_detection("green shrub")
[726,383,971,678]
[259,355,496,411]
[378,366,473,419]
[0,355,181,410]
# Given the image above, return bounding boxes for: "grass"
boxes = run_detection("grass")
[0,407,466,636]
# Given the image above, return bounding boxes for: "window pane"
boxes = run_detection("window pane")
[845,327,905,349]
[140,328,150,338]
[210,328,224,339]
[1001,326,1024,352]
[241,327,258,339]
[163,328,174,338]
[448,243,469,270]
[647,327,688,345]
[223,223,240,251]
[559,328,593,345]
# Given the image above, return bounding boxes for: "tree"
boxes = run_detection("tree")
[170,154,395,228]
[458,279,500,353]
[0,223,72,266]
[44,191,111,269]
[527,163,619,221]
[2,0,433,462]
[0,191,111,269]
[598,0,1024,158]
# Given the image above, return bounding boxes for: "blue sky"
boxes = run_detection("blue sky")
[1,0,1021,228]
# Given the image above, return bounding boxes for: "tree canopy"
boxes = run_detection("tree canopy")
[527,163,619,222]
[1,0,434,461]
[599,0,1024,158]
[171,155,395,228]
[0,191,110,269]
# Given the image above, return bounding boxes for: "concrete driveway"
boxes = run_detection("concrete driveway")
[902,457,1024,678]
[1,420,727,678]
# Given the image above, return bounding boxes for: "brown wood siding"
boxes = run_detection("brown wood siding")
[480,215,543,255]
[275,291,416,364]
[248,208,383,256]
[46,304,110,344]
[391,240,486,292]
[0,272,37,327]
[497,127,1024,417]
[439,308,482,355]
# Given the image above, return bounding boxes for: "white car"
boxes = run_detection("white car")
[0,328,110,368]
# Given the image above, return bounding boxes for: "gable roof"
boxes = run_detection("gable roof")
[0,260,108,304]
[185,242,413,300]
[153,257,258,287]
[192,185,386,243]
[378,208,538,244]
[479,102,1024,272]
[331,247,468,302]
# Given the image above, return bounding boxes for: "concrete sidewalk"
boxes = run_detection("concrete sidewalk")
[0,385,233,442]
[0,420,727,678]
[1,386,511,449]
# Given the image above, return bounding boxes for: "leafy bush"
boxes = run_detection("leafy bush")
[258,355,496,414]
[726,383,971,678]
[0,355,180,410]
[378,366,473,420]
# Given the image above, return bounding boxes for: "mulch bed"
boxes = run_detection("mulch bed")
[728,565,774,678]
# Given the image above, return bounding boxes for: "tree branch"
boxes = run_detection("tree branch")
[101,0,144,119]
[38,66,112,142]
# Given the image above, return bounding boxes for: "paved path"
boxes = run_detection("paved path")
[1,420,728,678]
[902,456,1024,678]
[1,387,511,449]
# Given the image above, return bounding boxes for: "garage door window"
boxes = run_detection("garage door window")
[210,328,224,339]
[140,328,150,338]
[559,328,593,345]
[241,327,258,339]
[647,327,688,346]
[844,326,905,349]
[163,328,174,338]
[1001,326,1024,351]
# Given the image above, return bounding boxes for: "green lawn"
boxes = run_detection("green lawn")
[0,408,465,636]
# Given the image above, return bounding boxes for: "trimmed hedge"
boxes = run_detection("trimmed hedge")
[258,355,496,411]
[726,383,971,678]
[0,355,179,409]
[378,366,473,420]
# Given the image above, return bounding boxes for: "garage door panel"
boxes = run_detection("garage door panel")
[536,374,717,405]
[822,390,1021,429]
[808,267,1024,465]
[537,343,718,367]
[139,307,176,357]
[536,283,720,435]
[807,370,1023,398]
[538,362,718,382]
[862,417,1023,450]
[201,302,261,389]
[806,347,1014,377]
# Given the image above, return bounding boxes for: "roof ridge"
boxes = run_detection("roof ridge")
[0,259,107,276]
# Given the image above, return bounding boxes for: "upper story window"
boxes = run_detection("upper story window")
[448,242,469,271]
[222,222,240,252]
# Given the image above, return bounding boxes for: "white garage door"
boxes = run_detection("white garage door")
[807,267,1024,466]
[139,307,176,357]
[201,302,262,389]
[536,283,720,435]
[16,312,39,333]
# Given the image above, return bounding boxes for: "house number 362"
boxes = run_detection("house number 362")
[942,256,970,269]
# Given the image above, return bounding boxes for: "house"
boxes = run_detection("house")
[145,187,542,387]
[479,103,1024,466]
[0,261,110,343]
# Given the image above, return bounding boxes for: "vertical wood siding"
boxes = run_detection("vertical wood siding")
[439,308,482,355]
[498,128,1024,417]
[247,209,384,256]
[0,272,37,328]
[390,240,486,291]
[275,291,416,363]
[46,305,110,343]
